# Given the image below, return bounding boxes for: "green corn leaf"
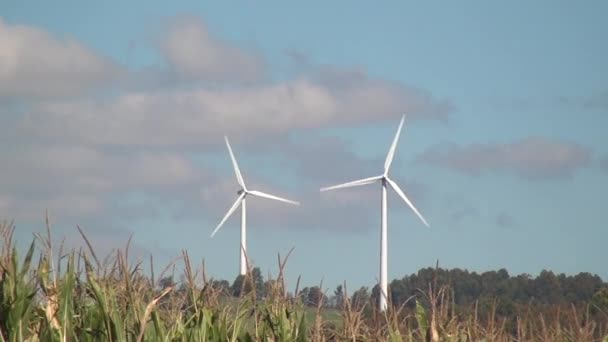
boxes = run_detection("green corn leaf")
[415,299,429,337]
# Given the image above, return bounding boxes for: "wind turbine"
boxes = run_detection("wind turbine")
[320,115,429,311]
[211,136,300,276]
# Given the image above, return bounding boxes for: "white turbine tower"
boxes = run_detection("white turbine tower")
[211,136,300,276]
[320,115,429,311]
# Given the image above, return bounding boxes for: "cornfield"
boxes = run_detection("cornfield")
[0,220,606,341]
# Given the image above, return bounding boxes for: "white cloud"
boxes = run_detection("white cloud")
[0,145,197,191]
[0,15,448,237]
[417,137,592,179]
[0,144,202,221]
[160,16,264,83]
[600,157,608,173]
[0,193,104,221]
[18,69,449,148]
[0,18,120,98]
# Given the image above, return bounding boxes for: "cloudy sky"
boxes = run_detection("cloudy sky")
[2,1,607,289]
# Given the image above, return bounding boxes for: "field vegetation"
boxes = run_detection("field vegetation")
[1,220,607,341]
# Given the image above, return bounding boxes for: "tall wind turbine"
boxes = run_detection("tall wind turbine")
[320,115,429,311]
[211,136,300,276]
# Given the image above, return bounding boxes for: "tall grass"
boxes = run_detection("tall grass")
[0,219,606,341]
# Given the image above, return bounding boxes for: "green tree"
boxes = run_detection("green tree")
[210,279,230,294]
[306,286,326,307]
[231,267,265,298]
[158,276,175,289]
[591,287,608,316]
[332,285,344,308]
[533,270,562,304]
[351,286,370,309]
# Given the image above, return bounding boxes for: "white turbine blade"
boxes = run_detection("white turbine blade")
[248,190,300,205]
[211,193,245,237]
[224,136,245,188]
[384,115,406,174]
[320,175,382,192]
[386,177,430,227]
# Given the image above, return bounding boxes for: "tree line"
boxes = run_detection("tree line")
[158,266,608,321]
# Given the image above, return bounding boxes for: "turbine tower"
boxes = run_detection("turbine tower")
[320,115,429,311]
[212,137,300,276]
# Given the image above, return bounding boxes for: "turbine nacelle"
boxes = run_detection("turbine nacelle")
[319,115,428,228]
[211,136,300,239]
[320,174,429,228]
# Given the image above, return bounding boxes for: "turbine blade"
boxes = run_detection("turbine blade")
[386,177,429,227]
[384,115,406,174]
[248,190,300,205]
[320,175,382,192]
[224,136,245,188]
[211,193,245,237]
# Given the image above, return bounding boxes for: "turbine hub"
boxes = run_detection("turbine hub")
[237,189,245,195]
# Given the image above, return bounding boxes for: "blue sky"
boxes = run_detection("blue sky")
[1,1,607,290]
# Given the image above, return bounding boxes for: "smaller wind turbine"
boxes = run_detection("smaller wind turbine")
[320,115,429,311]
[211,136,300,276]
